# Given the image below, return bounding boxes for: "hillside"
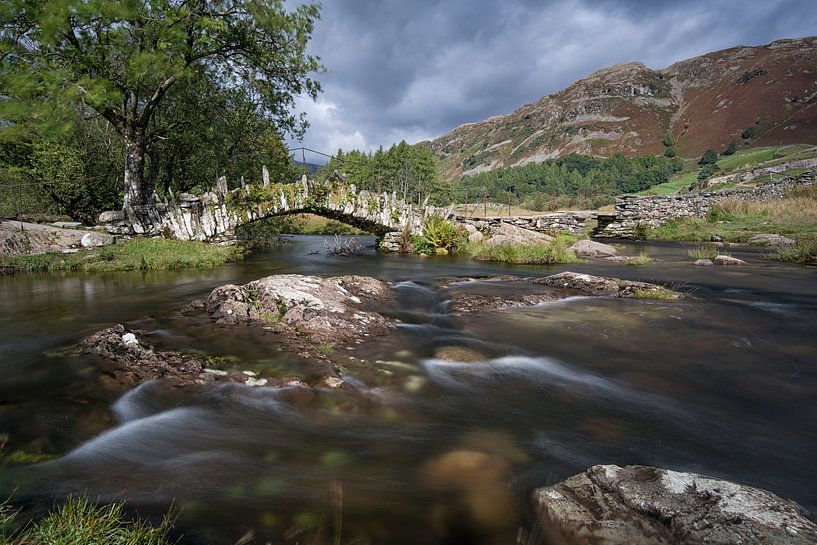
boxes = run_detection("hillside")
[431,36,817,180]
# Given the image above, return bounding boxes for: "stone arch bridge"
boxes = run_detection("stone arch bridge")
[99,172,596,250]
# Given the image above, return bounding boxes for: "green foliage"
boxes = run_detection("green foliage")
[697,163,720,181]
[413,214,465,254]
[316,141,448,205]
[456,153,680,206]
[662,133,675,148]
[663,147,677,158]
[0,238,241,274]
[698,149,719,165]
[1,0,322,211]
[0,497,173,545]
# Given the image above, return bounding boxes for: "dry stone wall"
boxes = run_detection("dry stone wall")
[455,212,595,237]
[594,170,815,238]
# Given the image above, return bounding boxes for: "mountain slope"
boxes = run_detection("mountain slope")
[431,36,817,180]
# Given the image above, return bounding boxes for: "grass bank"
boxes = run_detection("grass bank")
[468,234,582,265]
[1,497,173,545]
[0,238,242,274]
[643,185,817,264]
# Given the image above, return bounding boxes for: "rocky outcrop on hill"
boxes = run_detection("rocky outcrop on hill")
[432,37,817,179]
[535,464,817,545]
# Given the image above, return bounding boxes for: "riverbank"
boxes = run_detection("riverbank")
[0,238,242,274]
[641,185,817,265]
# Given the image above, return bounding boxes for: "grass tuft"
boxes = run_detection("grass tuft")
[633,288,680,300]
[776,235,817,265]
[687,244,719,261]
[0,238,242,275]
[0,497,174,545]
[626,253,652,266]
[469,234,581,264]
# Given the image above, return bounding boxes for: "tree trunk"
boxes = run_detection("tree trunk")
[122,129,162,234]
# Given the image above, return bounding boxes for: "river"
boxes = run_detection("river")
[1,235,816,544]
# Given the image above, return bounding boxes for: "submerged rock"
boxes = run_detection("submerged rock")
[433,346,487,363]
[693,259,714,266]
[535,271,678,299]
[569,239,618,258]
[205,274,392,343]
[534,464,817,545]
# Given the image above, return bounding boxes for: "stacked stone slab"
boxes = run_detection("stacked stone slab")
[594,170,815,238]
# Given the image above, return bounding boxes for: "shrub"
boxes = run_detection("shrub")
[698,149,718,165]
[663,147,677,158]
[414,214,465,254]
[698,163,720,181]
[722,141,738,156]
[741,127,756,140]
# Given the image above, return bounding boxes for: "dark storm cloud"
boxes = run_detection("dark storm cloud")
[289,0,817,156]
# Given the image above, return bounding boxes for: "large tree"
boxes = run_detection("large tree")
[1,0,321,231]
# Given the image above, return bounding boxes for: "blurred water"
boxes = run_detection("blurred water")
[1,236,816,544]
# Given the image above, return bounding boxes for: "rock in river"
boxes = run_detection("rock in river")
[714,255,747,266]
[534,464,817,545]
[535,271,678,299]
[569,239,618,258]
[206,274,392,343]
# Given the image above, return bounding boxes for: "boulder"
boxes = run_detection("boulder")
[97,210,126,224]
[569,239,618,258]
[205,274,392,343]
[534,464,817,545]
[51,221,82,229]
[80,232,114,248]
[693,259,714,266]
[714,255,747,266]
[748,233,796,248]
[535,271,678,299]
[467,231,484,243]
[483,223,553,246]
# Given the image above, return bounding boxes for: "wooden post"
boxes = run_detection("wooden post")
[464,190,468,218]
[508,193,511,217]
[483,193,487,217]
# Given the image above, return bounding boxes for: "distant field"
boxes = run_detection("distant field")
[639,144,816,196]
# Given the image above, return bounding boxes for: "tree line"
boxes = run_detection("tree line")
[456,153,682,210]
[316,141,452,205]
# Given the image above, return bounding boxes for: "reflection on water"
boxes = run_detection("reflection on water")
[1,236,816,544]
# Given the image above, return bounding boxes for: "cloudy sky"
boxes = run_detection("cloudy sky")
[288,0,817,158]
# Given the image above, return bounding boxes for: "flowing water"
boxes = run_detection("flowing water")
[1,236,816,544]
